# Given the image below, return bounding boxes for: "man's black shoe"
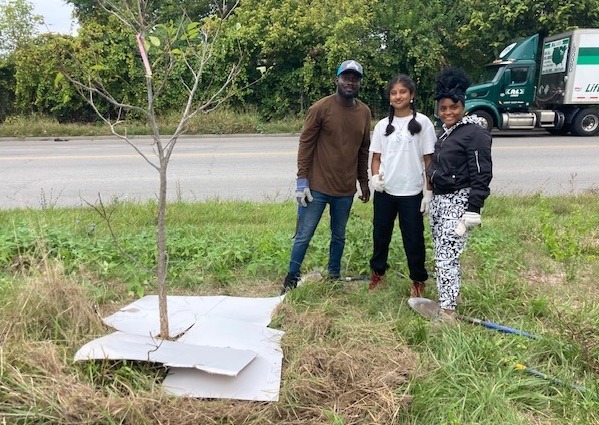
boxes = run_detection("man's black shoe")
[280,273,299,295]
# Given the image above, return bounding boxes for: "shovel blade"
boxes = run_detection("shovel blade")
[407,297,439,319]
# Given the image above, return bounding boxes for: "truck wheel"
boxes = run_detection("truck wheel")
[571,109,599,136]
[472,110,493,132]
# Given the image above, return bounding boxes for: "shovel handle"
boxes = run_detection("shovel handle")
[503,359,588,393]
[458,315,539,339]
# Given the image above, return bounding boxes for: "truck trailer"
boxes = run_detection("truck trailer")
[465,28,599,136]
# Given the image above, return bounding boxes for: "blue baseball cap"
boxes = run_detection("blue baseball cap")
[337,60,363,77]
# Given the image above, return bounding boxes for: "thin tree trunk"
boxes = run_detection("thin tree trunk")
[157,165,169,338]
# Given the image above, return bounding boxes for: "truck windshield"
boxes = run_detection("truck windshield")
[478,65,502,84]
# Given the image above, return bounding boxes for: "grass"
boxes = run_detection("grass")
[0,109,305,138]
[0,194,598,424]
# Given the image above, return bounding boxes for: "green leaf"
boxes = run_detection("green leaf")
[148,35,161,47]
[53,72,65,88]
[90,64,110,71]
[186,22,200,31]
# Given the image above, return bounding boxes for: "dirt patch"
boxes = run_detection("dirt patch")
[520,266,599,310]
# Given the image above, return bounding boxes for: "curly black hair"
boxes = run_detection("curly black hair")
[433,67,471,104]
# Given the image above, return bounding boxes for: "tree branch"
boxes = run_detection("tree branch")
[84,193,155,275]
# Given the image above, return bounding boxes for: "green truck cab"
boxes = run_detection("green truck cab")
[465,29,599,136]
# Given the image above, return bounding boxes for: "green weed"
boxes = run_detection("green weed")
[538,199,588,281]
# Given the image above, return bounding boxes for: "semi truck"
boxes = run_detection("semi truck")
[465,28,599,136]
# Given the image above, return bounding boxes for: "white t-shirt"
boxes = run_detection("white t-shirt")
[369,113,436,196]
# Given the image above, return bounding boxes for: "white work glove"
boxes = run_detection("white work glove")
[370,172,385,193]
[295,178,313,207]
[455,211,482,236]
[420,189,433,215]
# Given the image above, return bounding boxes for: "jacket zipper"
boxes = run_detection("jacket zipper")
[475,150,480,173]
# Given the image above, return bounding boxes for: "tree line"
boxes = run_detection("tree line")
[1,0,598,124]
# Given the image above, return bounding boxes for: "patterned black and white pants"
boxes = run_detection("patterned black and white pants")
[429,188,470,310]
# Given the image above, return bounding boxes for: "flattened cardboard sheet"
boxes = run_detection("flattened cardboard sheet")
[163,351,283,402]
[80,294,286,401]
[102,295,224,338]
[74,331,257,376]
[163,316,284,401]
[102,295,284,337]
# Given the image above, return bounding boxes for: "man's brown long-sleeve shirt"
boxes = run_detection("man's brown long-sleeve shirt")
[297,94,371,196]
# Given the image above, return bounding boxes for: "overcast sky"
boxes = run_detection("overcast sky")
[31,0,77,35]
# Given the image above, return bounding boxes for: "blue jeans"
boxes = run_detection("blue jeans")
[288,190,354,277]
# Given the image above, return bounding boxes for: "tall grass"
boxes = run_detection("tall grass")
[0,194,598,423]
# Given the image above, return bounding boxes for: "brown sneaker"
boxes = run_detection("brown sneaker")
[369,273,384,290]
[411,281,426,297]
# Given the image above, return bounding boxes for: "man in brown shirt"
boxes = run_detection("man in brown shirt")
[281,60,371,294]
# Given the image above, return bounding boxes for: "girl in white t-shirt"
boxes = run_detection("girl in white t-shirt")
[368,74,436,297]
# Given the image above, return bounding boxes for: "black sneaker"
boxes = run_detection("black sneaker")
[280,273,299,295]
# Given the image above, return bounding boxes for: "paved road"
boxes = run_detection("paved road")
[1,133,598,209]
